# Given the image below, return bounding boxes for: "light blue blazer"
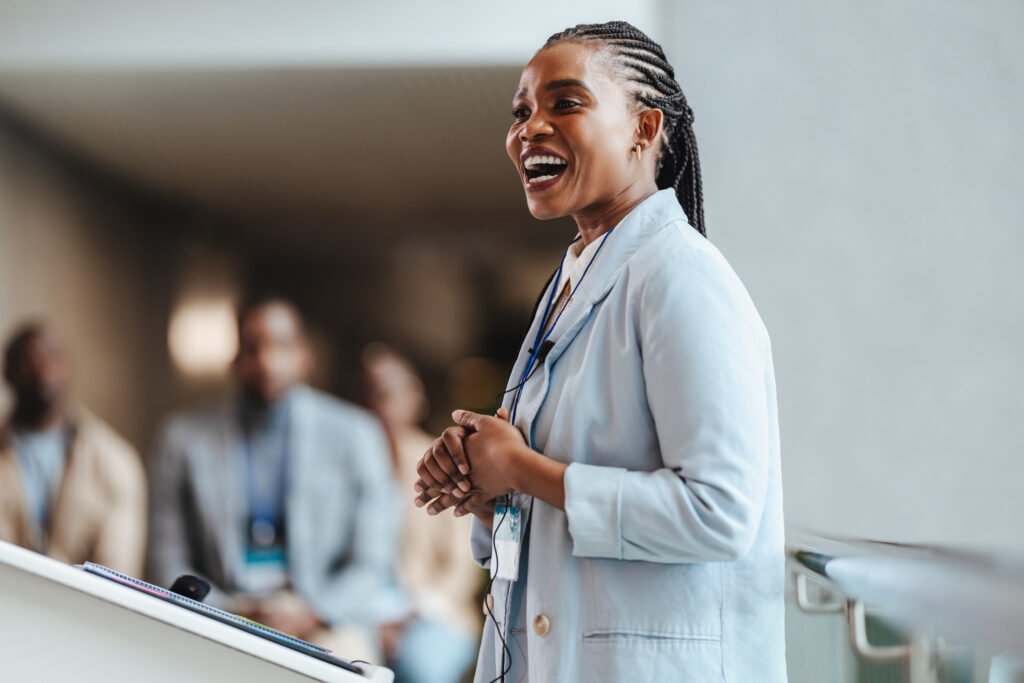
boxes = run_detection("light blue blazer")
[471,190,787,682]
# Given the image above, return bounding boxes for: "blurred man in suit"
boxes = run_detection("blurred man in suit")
[0,322,146,575]
[148,295,397,661]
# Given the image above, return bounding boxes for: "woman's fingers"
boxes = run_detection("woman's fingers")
[427,490,461,516]
[426,441,463,496]
[416,449,444,492]
[452,409,488,431]
[414,481,446,508]
[440,427,472,486]
[454,493,497,519]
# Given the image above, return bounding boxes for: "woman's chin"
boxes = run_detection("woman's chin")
[525,196,568,221]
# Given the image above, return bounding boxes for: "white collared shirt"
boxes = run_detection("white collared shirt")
[556,234,604,303]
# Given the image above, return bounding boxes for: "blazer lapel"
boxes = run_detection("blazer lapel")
[519,190,685,431]
[501,276,560,414]
[545,190,682,368]
[284,387,315,578]
[204,399,246,584]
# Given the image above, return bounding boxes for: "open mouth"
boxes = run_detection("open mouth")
[522,153,568,186]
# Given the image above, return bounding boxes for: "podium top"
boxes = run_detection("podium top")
[0,540,393,683]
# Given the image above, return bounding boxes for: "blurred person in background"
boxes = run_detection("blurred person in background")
[0,322,146,575]
[148,295,397,662]
[363,344,480,683]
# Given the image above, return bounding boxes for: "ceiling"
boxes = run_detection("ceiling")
[0,1,663,250]
[0,65,540,235]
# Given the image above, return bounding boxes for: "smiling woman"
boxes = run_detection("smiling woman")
[413,21,786,683]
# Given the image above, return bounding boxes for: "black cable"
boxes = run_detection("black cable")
[488,353,546,414]
[484,499,514,683]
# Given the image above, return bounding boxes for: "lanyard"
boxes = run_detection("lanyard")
[241,414,290,531]
[509,227,616,427]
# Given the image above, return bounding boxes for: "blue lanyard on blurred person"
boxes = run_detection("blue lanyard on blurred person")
[242,414,290,548]
[509,227,616,427]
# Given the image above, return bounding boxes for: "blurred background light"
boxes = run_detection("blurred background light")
[167,298,237,376]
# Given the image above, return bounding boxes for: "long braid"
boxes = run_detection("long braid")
[544,21,706,236]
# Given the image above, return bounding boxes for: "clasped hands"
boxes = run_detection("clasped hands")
[414,407,527,522]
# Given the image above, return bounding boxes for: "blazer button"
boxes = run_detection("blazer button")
[532,614,551,637]
[483,594,494,615]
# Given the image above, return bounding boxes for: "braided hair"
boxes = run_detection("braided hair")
[544,21,706,236]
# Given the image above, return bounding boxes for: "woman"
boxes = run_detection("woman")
[414,21,786,683]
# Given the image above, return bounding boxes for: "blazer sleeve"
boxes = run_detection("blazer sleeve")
[563,242,773,564]
[470,516,492,569]
[312,416,399,625]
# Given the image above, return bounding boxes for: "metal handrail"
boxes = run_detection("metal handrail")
[788,534,1024,683]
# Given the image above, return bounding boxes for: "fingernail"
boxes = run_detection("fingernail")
[458,480,471,492]
[414,499,424,507]
[414,483,424,492]
[428,508,438,516]
[458,465,470,475]
[453,489,464,499]
[454,510,464,517]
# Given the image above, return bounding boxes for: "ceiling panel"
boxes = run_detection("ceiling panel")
[0,65,537,233]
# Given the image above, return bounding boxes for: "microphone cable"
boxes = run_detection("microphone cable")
[484,499,514,683]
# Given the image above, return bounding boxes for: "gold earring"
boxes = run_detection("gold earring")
[634,143,643,161]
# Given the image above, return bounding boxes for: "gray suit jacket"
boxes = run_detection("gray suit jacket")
[147,385,397,625]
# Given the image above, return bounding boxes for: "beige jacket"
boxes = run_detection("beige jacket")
[394,429,482,635]
[0,410,146,576]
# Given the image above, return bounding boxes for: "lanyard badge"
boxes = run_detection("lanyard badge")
[491,502,523,582]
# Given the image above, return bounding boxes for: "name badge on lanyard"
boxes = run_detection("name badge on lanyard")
[491,503,523,582]
[240,417,290,595]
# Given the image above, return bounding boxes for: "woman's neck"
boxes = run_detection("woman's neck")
[572,181,659,246]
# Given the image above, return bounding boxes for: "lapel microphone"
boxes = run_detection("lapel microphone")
[527,339,556,363]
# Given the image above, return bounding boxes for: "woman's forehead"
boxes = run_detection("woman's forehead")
[515,42,613,97]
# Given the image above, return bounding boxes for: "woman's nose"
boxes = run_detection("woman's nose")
[521,113,554,140]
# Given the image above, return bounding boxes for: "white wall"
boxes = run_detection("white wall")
[0,0,658,68]
[661,1,1024,551]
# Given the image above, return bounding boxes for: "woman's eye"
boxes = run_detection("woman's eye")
[512,106,530,121]
[555,99,580,110]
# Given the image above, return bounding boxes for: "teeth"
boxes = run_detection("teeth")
[523,155,568,170]
[528,174,558,184]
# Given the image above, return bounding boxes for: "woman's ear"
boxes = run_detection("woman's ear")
[636,108,664,153]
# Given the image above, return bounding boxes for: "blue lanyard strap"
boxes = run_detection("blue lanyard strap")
[242,419,290,527]
[510,227,616,426]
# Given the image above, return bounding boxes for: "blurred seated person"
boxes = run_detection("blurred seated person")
[0,322,146,575]
[363,345,480,683]
[148,295,397,661]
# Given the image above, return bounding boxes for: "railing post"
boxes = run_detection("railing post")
[906,634,940,683]
[794,572,845,613]
[846,599,941,683]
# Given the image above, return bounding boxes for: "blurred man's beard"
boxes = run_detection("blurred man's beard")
[14,387,59,424]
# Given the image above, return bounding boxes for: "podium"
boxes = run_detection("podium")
[0,541,393,682]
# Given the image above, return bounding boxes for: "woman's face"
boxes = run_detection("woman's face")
[506,42,640,220]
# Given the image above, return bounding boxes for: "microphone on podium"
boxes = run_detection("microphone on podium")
[169,574,211,602]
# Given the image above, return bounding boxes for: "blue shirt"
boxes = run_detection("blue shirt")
[13,427,68,550]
